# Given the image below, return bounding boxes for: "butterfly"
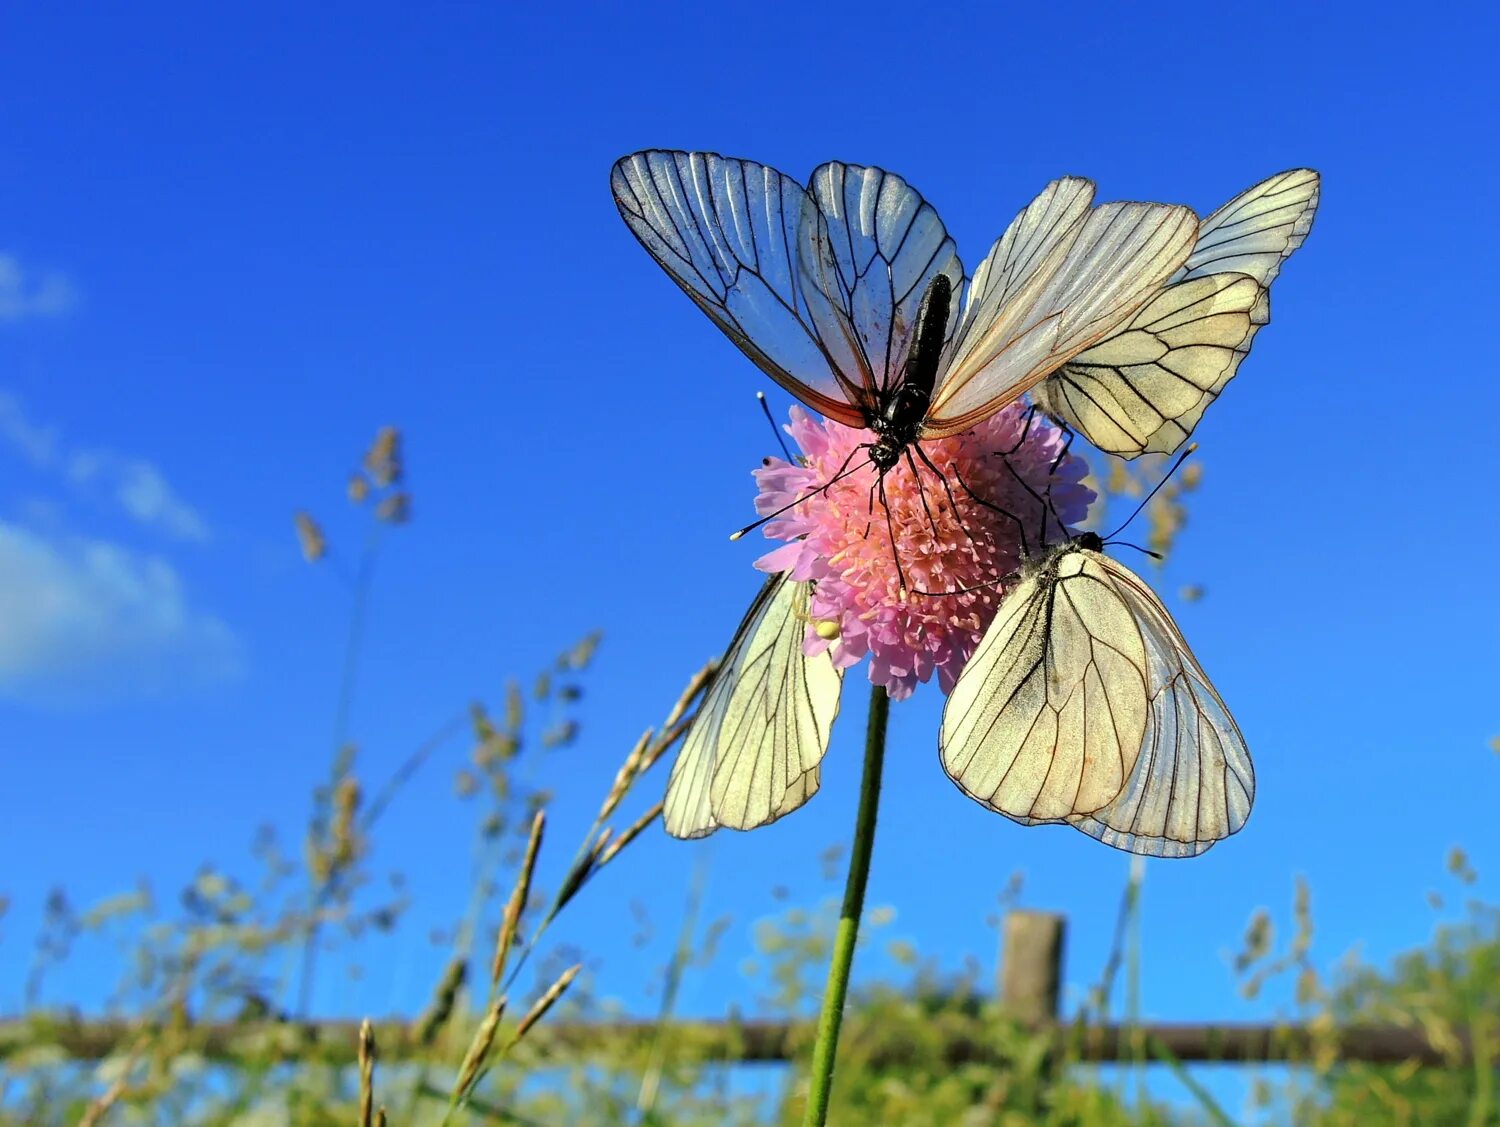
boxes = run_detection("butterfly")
[615,154,1316,472]
[1032,169,1319,457]
[939,529,1252,857]
[613,151,1199,489]
[663,572,843,838]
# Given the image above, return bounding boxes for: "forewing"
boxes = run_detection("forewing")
[1069,555,1254,857]
[940,546,1151,826]
[612,150,866,426]
[800,162,963,399]
[1033,273,1263,457]
[1175,168,1320,291]
[663,573,843,838]
[926,199,1198,436]
[937,177,1093,401]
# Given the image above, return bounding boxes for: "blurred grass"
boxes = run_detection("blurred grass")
[2,431,1496,1125]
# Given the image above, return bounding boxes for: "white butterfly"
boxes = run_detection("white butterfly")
[1032,169,1319,457]
[940,531,1252,857]
[664,572,843,838]
[613,152,1198,479]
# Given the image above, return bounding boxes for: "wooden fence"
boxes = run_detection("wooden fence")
[0,912,1475,1069]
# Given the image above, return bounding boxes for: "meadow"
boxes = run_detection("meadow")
[3,429,1493,1127]
[4,6,1498,1125]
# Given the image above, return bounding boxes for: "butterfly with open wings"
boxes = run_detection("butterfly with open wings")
[619,152,1316,854]
[614,152,1316,476]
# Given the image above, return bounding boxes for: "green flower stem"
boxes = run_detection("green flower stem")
[803,683,889,1126]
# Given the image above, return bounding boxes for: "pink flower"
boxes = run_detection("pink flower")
[754,404,1094,700]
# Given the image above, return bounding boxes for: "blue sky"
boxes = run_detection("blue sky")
[2,0,1498,1107]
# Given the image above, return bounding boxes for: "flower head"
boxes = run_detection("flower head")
[754,405,1093,700]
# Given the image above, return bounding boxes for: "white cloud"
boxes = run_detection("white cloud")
[0,390,59,465]
[69,450,210,543]
[114,460,212,543]
[0,390,209,542]
[0,520,241,704]
[0,254,77,321]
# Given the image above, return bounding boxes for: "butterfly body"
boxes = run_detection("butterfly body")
[865,274,952,472]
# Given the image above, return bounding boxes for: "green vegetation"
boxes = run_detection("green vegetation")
[3,431,1494,1125]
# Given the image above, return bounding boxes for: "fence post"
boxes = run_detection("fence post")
[999,911,1065,1024]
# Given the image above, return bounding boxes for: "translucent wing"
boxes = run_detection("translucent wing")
[612,150,866,426]
[939,543,1252,857]
[1174,168,1320,290]
[925,189,1198,437]
[938,177,1094,388]
[1038,170,1318,457]
[664,573,844,838]
[1031,273,1263,457]
[800,162,964,399]
[1069,553,1254,857]
[939,547,1151,826]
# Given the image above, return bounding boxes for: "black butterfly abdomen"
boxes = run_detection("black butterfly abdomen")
[869,274,951,469]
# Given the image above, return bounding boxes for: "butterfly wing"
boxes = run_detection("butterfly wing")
[939,544,1253,857]
[923,186,1198,438]
[1175,167,1320,290]
[1038,169,1320,457]
[939,546,1152,826]
[664,573,844,838]
[1030,273,1263,457]
[612,150,867,426]
[613,151,963,425]
[801,161,963,400]
[1068,553,1254,857]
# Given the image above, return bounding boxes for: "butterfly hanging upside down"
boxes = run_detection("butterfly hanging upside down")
[664,448,1255,857]
[938,522,1255,858]
[616,151,1316,855]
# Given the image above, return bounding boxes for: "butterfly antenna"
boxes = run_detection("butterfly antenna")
[1103,443,1198,543]
[1110,541,1165,561]
[729,448,871,541]
[756,391,794,462]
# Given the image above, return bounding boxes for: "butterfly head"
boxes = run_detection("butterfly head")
[1074,530,1105,553]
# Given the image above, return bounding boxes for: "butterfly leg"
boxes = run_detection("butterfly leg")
[992,403,1040,458]
[948,459,1033,562]
[1048,419,1076,475]
[874,468,912,601]
[901,446,946,541]
[909,441,982,551]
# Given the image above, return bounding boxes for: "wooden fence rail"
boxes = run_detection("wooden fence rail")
[0,1017,1474,1068]
[0,912,1477,1069]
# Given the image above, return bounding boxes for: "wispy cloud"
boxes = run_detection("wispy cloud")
[0,253,78,321]
[68,450,211,542]
[0,520,241,705]
[0,390,209,542]
[0,391,59,464]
